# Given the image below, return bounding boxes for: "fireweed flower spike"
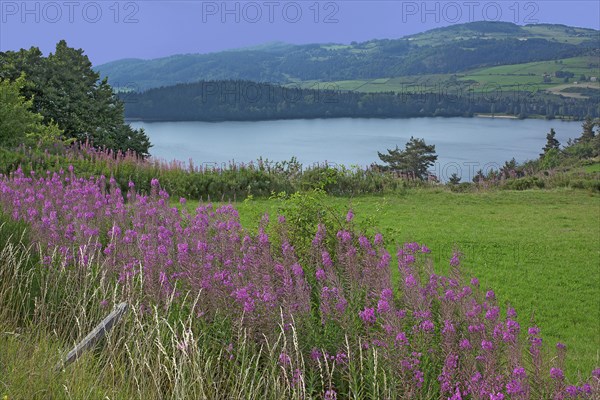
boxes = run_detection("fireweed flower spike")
[346,209,354,222]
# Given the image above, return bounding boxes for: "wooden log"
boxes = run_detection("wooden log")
[55,302,128,371]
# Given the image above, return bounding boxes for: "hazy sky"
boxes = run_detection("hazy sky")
[1,1,599,65]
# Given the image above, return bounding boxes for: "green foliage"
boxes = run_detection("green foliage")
[0,75,40,147]
[540,148,561,170]
[504,176,546,190]
[449,182,473,192]
[448,173,461,185]
[25,120,66,148]
[377,137,438,180]
[0,146,419,200]
[499,120,600,182]
[271,189,344,257]
[540,128,561,158]
[580,116,596,143]
[0,75,66,149]
[0,41,151,156]
[561,117,599,159]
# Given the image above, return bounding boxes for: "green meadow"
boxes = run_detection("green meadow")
[460,56,600,89]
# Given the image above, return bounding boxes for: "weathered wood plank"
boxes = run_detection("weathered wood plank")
[55,302,128,371]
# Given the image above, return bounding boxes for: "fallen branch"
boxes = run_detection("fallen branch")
[55,302,128,371]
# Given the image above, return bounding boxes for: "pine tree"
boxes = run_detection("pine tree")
[448,173,461,185]
[580,117,596,143]
[540,128,560,158]
[377,137,438,180]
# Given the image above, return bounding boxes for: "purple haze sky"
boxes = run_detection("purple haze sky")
[1,1,599,66]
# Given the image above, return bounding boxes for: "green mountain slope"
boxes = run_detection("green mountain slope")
[95,22,599,91]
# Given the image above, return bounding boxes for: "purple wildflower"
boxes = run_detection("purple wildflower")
[359,307,376,324]
[420,320,435,333]
[481,340,494,351]
[395,332,409,347]
[316,269,326,281]
[310,348,321,361]
[449,252,460,267]
[550,367,564,381]
[346,209,354,222]
[377,299,390,314]
[279,352,291,367]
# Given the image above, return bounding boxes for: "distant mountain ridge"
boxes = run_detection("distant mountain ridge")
[95,21,599,91]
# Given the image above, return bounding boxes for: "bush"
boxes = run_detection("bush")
[505,177,545,190]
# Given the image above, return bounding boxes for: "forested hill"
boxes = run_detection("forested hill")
[96,22,599,91]
[122,80,599,122]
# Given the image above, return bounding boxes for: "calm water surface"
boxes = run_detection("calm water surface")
[130,118,582,180]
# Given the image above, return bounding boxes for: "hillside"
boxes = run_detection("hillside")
[95,21,599,91]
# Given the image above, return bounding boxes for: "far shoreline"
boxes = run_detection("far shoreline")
[474,114,519,119]
[126,114,582,124]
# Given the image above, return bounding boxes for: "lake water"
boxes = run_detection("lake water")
[130,117,583,181]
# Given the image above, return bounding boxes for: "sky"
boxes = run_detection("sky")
[1,1,599,66]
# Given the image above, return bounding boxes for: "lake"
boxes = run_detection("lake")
[129,117,583,181]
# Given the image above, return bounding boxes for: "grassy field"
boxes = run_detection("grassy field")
[584,163,600,173]
[287,56,599,96]
[285,75,451,93]
[459,56,600,91]
[462,56,598,78]
[405,24,598,46]
[186,189,600,375]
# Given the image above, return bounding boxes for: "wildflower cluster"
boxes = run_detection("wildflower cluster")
[0,167,598,397]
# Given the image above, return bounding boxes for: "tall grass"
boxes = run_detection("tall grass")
[0,224,429,399]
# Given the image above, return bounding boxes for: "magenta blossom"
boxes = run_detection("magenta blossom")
[359,307,376,324]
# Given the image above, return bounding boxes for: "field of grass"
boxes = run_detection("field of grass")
[471,57,598,80]
[189,189,600,375]
[584,163,600,173]
[285,56,599,97]
[460,56,600,90]
[523,25,598,45]
[407,24,598,47]
[286,75,452,93]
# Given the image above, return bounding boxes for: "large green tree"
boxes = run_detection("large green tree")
[0,41,151,156]
[377,137,438,180]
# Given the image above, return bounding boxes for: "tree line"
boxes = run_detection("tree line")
[122,80,599,122]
